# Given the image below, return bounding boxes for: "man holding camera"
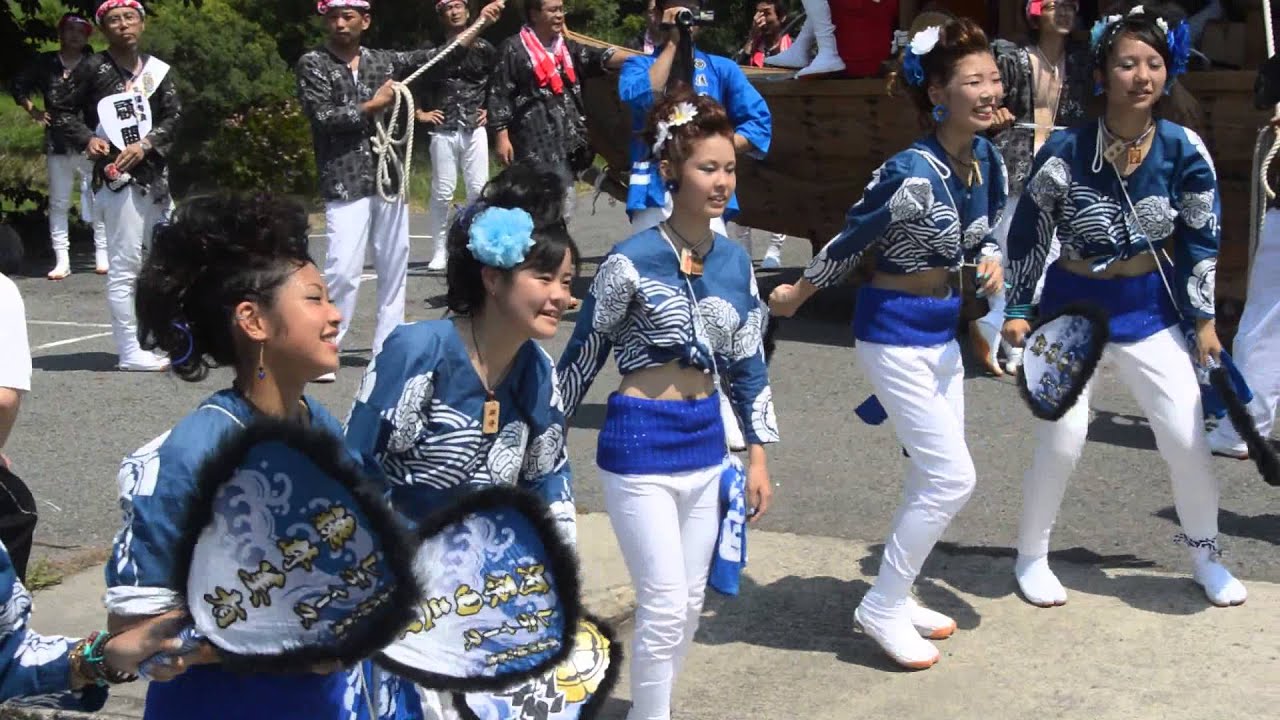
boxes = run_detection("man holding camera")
[619,0,772,236]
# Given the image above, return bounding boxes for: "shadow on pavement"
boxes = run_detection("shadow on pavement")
[31,351,118,372]
[695,575,925,672]
[867,541,1218,616]
[1155,506,1280,546]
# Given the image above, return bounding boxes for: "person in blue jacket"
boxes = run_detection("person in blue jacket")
[619,0,772,238]
[1000,7,1246,610]
[770,19,1006,671]
[344,163,578,720]
[0,539,188,709]
[106,193,423,720]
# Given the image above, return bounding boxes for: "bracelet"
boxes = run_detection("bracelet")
[81,631,139,685]
[68,638,104,688]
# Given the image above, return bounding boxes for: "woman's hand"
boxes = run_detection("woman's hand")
[1002,318,1031,348]
[1195,318,1223,367]
[990,106,1016,131]
[768,284,803,318]
[101,610,197,682]
[745,445,772,523]
[975,257,1003,298]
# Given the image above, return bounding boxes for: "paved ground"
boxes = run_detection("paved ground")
[7,194,1278,584]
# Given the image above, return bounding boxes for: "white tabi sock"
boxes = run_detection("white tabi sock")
[1190,546,1247,607]
[906,596,956,639]
[1015,554,1068,607]
[854,590,940,669]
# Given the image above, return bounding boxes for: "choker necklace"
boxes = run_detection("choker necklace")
[469,319,501,435]
[1100,119,1156,166]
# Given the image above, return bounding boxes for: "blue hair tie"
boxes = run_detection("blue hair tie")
[171,321,194,367]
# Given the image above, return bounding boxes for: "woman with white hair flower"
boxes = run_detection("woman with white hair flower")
[559,91,777,720]
[1000,6,1247,610]
[770,17,1006,670]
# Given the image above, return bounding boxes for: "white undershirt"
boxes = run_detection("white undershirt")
[0,274,31,393]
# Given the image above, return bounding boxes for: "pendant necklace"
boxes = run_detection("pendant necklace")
[663,222,713,276]
[470,319,501,435]
[942,146,982,188]
[1101,119,1155,167]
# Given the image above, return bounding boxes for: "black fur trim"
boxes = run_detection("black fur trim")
[1016,302,1111,422]
[1209,367,1280,487]
[451,612,624,720]
[171,417,420,673]
[374,485,583,692]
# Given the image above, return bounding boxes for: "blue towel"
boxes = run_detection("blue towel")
[855,394,889,425]
[708,456,747,597]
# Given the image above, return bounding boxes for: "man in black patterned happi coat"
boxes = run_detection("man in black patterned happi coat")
[488,0,634,221]
[49,0,181,372]
[295,0,502,368]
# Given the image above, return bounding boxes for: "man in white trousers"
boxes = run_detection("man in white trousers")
[12,13,108,280]
[413,0,497,272]
[297,0,503,380]
[50,0,179,372]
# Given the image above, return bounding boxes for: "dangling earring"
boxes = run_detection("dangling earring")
[931,104,949,123]
[665,179,678,192]
[1093,80,1104,96]
[1163,83,1172,96]
[256,342,266,381]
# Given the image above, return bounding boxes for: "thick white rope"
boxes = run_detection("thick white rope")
[372,15,495,202]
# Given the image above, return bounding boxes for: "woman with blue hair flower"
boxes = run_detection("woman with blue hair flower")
[769,18,1006,671]
[1000,6,1247,610]
[343,162,579,719]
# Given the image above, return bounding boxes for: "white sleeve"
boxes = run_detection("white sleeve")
[0,278,31,393]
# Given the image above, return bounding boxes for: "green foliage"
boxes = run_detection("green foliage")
[205,99,316,197]
[143,0,311,194]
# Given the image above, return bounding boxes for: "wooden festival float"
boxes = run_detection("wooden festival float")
[569,20,1273,335]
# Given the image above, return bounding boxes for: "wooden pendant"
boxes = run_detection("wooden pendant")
[679,248,704,276]
[482,398,500,435]
[1127,145,1142,166]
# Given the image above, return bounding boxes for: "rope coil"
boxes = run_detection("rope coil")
[371,15,494,202]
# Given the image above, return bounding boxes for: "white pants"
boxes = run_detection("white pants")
[427,128,488,253]
[323,196,409,354]
[602,464,722,720]
[96,185,169,364]
[47,152,106,252]
[856,340,976,601]
[976,191,1059,340]
[1018,327,1221,558]
[629,203,729,237]
[1208,208,1280,450]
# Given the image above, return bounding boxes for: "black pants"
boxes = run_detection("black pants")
[0,466,38,582]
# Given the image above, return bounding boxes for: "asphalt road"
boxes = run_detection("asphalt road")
[6,195,1278,584]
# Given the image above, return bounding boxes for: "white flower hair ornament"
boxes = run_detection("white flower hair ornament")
[651,101,699,156]
[902,25,942,87]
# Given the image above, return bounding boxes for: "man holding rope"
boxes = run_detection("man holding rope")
[296,0,503,380]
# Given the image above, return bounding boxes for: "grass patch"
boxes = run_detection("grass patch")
[23,558,63,592]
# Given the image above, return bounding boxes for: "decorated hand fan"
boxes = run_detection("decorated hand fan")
[1017,304,1110,421]
[140,419,420,677]
[452,615,622,720]
[375,487,582,691]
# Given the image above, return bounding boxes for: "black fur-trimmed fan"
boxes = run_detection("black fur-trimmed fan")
[1016,303,1111,421]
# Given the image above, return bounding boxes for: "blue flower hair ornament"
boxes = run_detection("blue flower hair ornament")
[1089,6,1191,86]
[467,206,536,269]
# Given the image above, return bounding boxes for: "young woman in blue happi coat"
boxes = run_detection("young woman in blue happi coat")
[770,18,1007,670]
[1000,6,1247,610]
[112,193,424,720]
